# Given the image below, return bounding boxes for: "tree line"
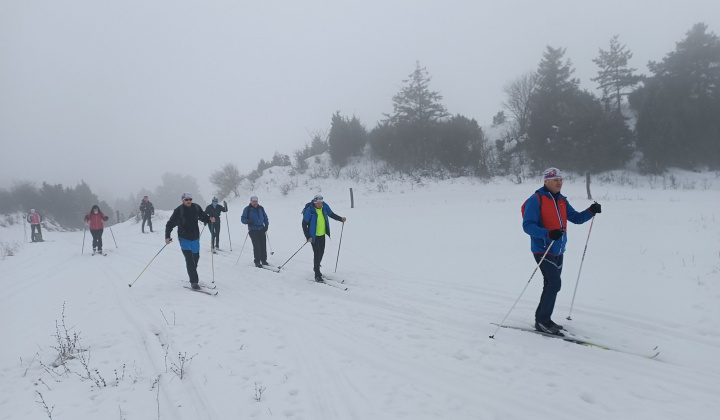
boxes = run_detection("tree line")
[209,22,718,200]
[0,181,114,229]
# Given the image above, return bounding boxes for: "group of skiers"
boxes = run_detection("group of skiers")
[163,193,346,290]
[25,206,111,253]
[24,166,600,334]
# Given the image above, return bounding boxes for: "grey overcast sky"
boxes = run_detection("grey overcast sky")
[1,0,718,200]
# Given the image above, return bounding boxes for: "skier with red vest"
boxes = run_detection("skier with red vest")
[522,167,601,335]
[84,204,109,255]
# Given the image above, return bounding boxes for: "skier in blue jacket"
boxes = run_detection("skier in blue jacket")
[241,196,269,268]
[302,194,346,281]
[522,167,601,335]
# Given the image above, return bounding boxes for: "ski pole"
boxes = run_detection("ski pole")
[266,232,274,255]
[129,243,168,287]
[225,212,232,251]
[566,216,596,321]
[334,222,345,273]
[489,240,555,339]
[211,245,216,283]
[235,232,249,264]
[277,241,308,271]
[82,225,87,254]
[24,214,27,243]
[109,225,118,248]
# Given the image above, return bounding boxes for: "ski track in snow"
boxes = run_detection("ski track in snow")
[1,172,719,419]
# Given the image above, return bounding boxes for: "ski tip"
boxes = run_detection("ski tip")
[128,284,132,287]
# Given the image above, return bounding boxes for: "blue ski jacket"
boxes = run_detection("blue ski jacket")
[302,202,343,243]
[522,186,593,256]
[241,205,269,231]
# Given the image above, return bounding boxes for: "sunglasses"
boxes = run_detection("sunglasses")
[183,198,192,202]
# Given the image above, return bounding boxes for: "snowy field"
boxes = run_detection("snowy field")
[1,169,719,420]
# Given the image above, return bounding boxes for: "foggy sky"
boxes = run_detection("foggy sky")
[1,0,718,201]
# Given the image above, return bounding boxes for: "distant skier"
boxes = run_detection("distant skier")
[522,167,601,335]
[205,197,228,250]
[165,193,215,290]
[241,196,269,267]
[84,205,109,254]
[302,194,346,282]
[139,196,155,233]
[27,209,43,242]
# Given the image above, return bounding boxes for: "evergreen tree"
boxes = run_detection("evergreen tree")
[385,61,448,126]
[527,46,632,171]
[436,115,489,176]
[373,61,448,170]
[631,23,720,171]
[526,46,580,168]
[328,112,367,166]
[592,35,640,114]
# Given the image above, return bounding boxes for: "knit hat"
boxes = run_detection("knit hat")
[543,167,563,180]
[30,209,36,213]
[312,194,324,203]
[212,196,218,202]
[181,192,193,201]
[250,196,258,202]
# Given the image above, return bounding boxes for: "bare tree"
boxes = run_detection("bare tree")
[502,71,537,135]
[209,163,243,199]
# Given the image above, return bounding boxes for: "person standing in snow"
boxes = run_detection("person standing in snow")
[165,193,215,290]
[205,196,228,251]
[522,167,601,335]
[27,209,43,242]
[139,196,155,233]
[302,194,346,282]
[84,205,109,254]
[241,196,269,267]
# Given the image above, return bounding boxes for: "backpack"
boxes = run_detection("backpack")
[521,193,541,218]
[301,202,313,215]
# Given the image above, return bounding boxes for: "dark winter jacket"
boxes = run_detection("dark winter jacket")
[85,212,109,230]
[241,205,269,231]
[165,203,211,241]
[205,203,228,220]
[522,186,593,256]
[139,200,154,217]
[302,202,342,243]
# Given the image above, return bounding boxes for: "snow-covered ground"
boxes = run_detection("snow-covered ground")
[1,169,719,420]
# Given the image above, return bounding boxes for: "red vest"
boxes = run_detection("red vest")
[539,195,567,231]
[29,213,41,224]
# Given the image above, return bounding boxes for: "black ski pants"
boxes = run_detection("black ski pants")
[142,213,153,232]
[311,235,326,276]
[534,253,564,323]
[182,250,200,284]
[90,229,104,250]
[209,221,221,248]
[249,230,267,263]
[31,224,42,241]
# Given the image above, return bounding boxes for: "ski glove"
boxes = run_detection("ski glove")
[589,202,602,214]
[548,229,564,241]
[223,201,227,208]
